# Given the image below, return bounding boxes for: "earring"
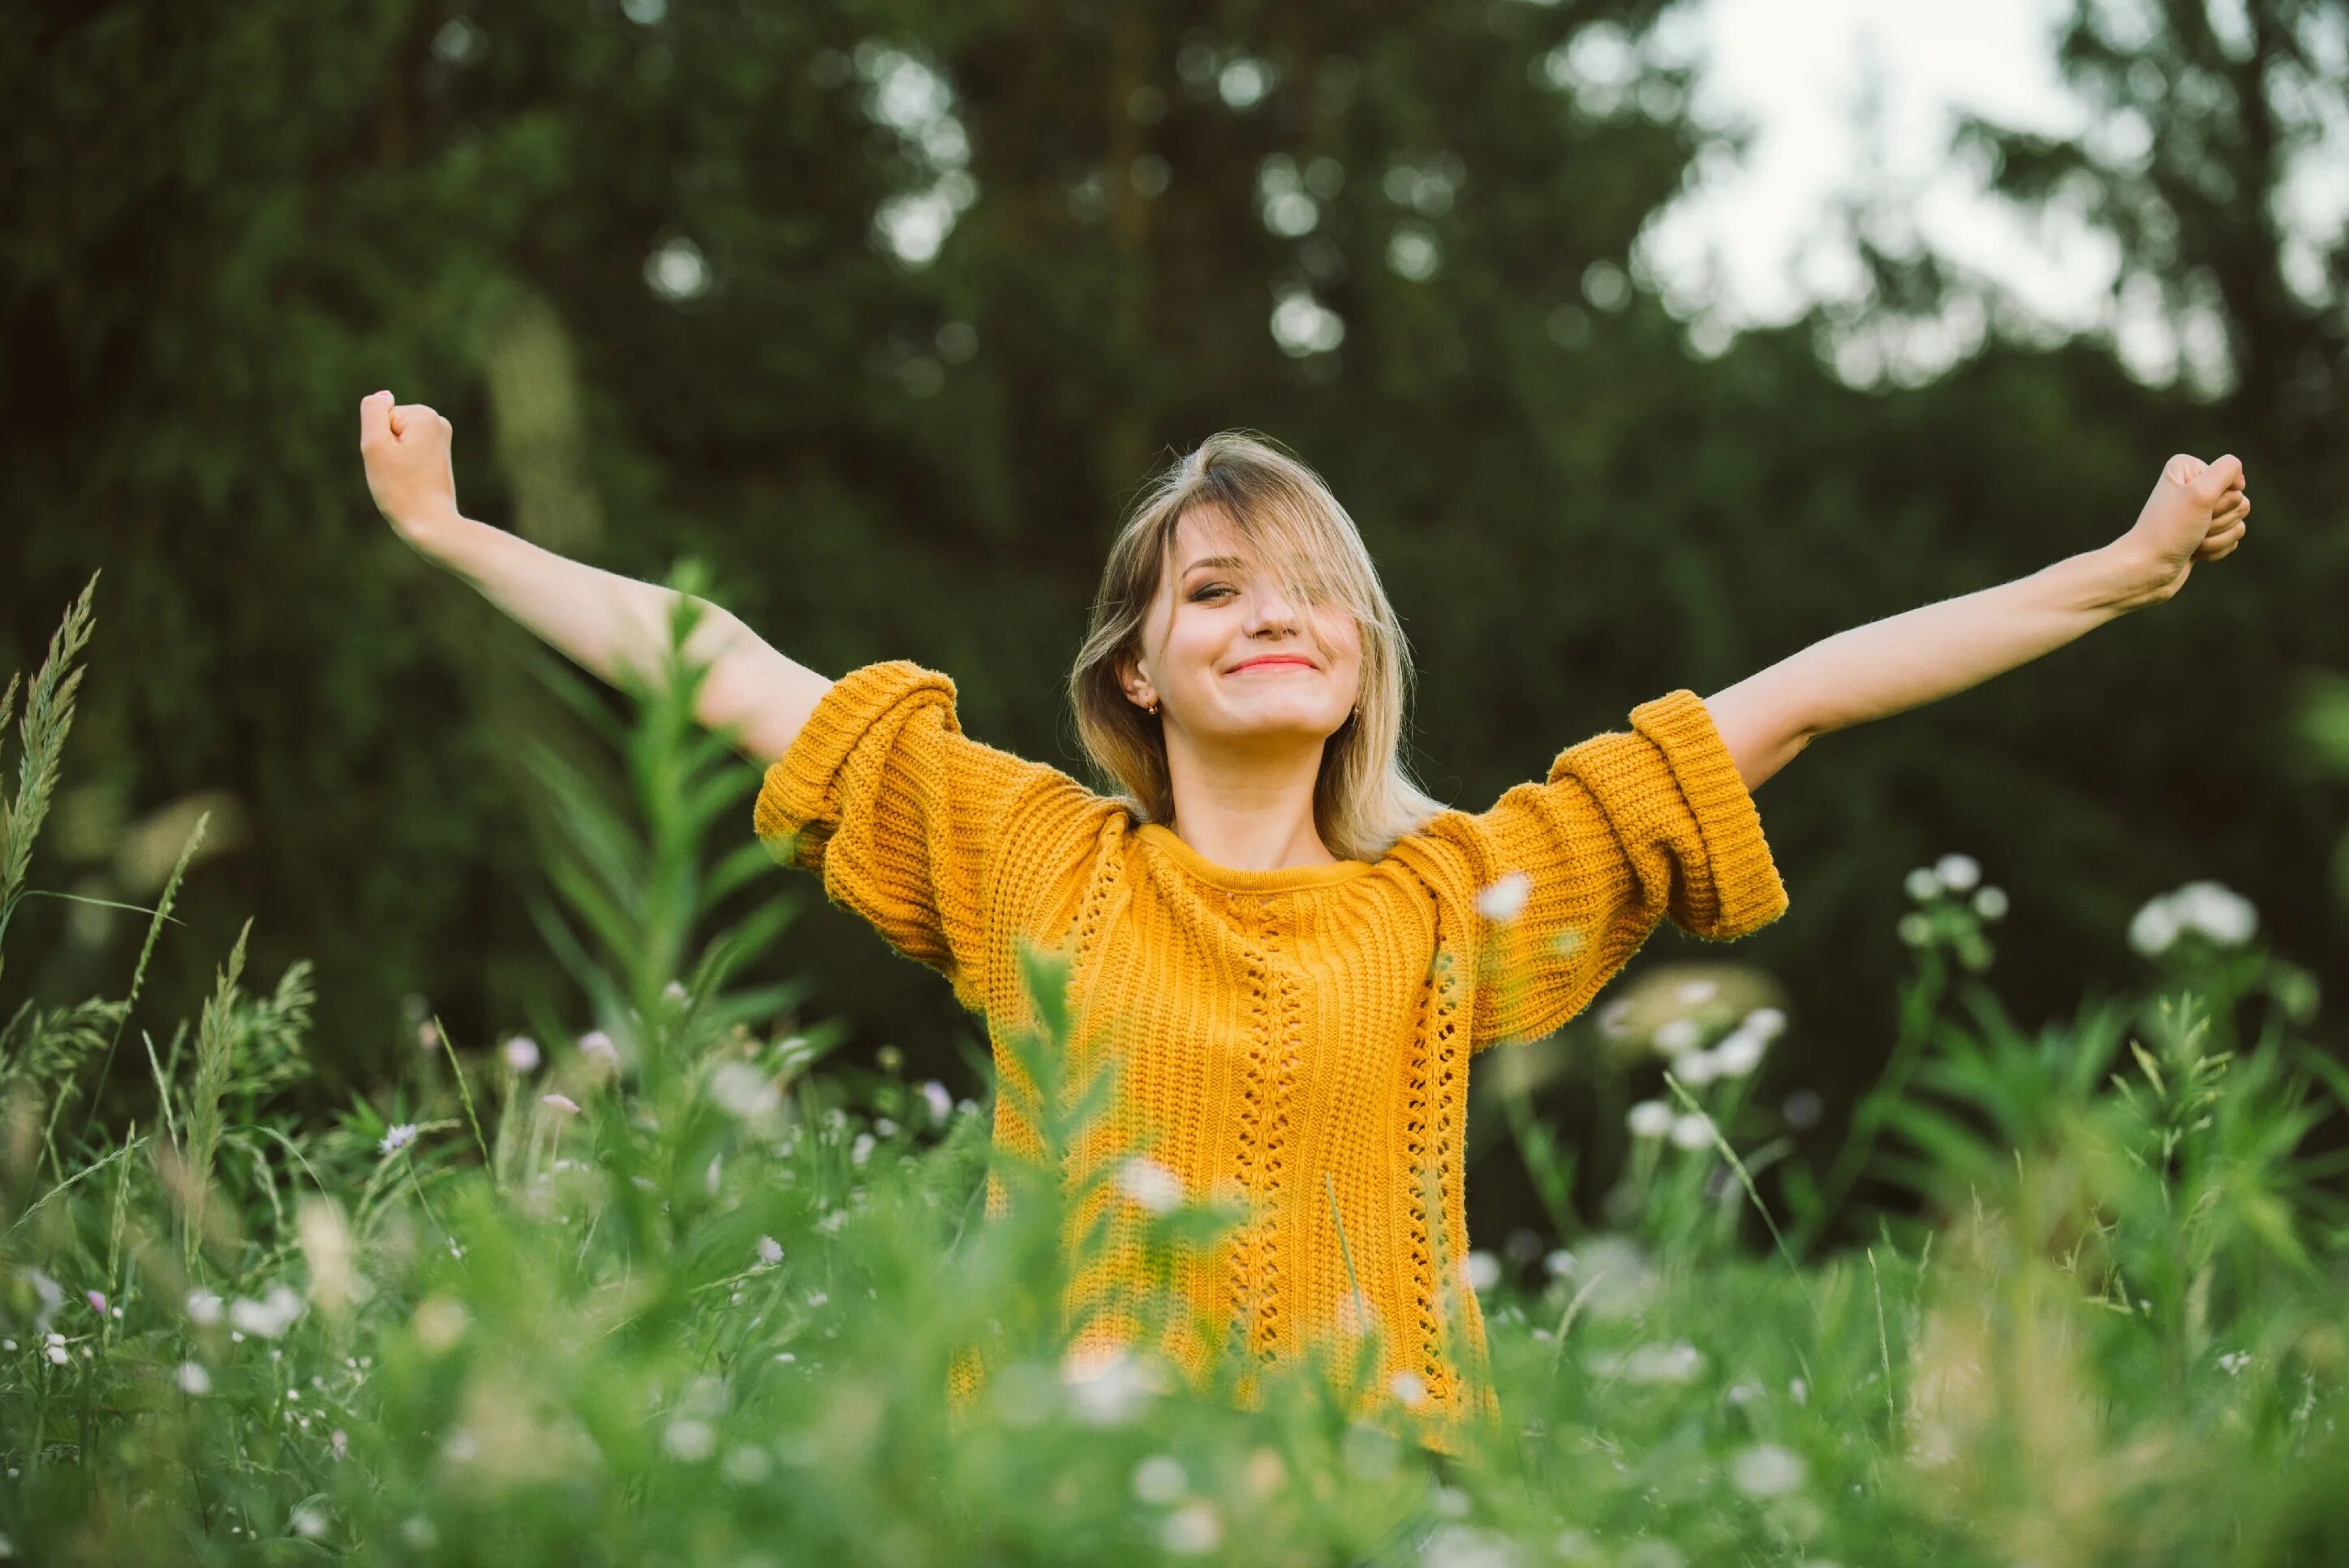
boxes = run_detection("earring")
[1148,700,1159,715]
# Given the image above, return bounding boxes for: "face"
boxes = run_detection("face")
[1122,505,1365,749]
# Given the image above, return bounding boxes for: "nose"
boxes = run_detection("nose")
[1243,579,1303,637]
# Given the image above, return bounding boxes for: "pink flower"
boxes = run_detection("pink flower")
[541,1093,582,1115]
[86,1291,107,1315]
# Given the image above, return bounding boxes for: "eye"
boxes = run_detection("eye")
[1190,583,1233,602]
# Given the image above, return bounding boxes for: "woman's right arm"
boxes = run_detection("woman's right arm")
[359,389,831,767]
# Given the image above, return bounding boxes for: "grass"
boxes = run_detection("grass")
[2,569,2347,1566]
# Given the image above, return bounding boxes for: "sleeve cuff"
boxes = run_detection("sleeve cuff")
[753,659,958,867]
[1615,688,1790,939]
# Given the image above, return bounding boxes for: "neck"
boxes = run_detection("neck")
[1161,730,1340,870]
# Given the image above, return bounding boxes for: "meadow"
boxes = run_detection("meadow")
[4,572,2347,1567]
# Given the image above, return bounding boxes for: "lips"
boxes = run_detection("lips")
[1228,655,1316,672]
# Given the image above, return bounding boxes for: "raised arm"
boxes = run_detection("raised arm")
[357,389,830,765]
[1701,453,2250,790]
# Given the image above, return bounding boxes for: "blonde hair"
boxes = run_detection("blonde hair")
[1067,430,1452,863]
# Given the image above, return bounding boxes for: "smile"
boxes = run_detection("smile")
[1227,657,1316,672]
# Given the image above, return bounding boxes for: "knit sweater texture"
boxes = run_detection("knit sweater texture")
[752,659,1789,1455]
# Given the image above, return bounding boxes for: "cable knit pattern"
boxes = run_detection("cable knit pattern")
[755,659,1790,1455]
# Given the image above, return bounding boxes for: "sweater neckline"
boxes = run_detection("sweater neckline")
[1136,823,1374,893]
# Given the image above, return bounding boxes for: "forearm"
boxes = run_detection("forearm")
[1719,543,2148,745]
[424,513,826,758]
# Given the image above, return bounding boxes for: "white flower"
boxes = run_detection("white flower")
[379,1123,419,1156]
[1159,1500,1223,1555]
[1062,1346,1168,1425]
[502,1035,540,1073]
[1595,997,1638,1038]
[1668,1050,1717,1087]
[176,1361,211,1394]
[2175,879,2257,946]
[291,1506,328,1540]
[1133,1454,1188,1504]
[1708,1027,1767,1078]
[1599,1339,1702,1384]
[1675,979,1718,1006]
[1898,912,1933,947]
[850,1132,875,1166]
[186,1290,223,1325]
[1475,870,1533,922]
[2129,897,2179,956]
[1625,1100,1674,1139]
[227,1285,305,1341]
[708,1062,780,1119]
[1388,1369,1428,1408]
[2218,1349,2252,1376]
[1973,885,2008,921]
[920,1080,953,1124]
[1542,1248,1577,1278]
[663,1418,716,1461]
[663,980,690,1003]
[45,1344,68,1365]
[1463,1250,1502,1292]
[1731,1441,1807,1497]
[1117,1157,1185,1214]
[1932,853,1981,893]
[1742,1006,1787,1041]
[755,1235,783,1266]
[1904,866,1942,902]
[541,1093,582,1115]
[578,1029,618,1067]
[1668,1113,1715,1151]
[1653,1016,1703,1055]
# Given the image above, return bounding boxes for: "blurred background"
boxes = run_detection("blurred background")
[5,0,2345,1238]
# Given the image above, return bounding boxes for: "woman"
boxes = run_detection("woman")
[357,390,2249,1461]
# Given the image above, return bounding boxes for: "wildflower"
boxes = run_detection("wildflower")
[45,1342,68,1366]
[502,1034,540,1073]
[722,1446,772,1485]
[1159,1501,1223,1555]
[1062,1346,1169,1425]
[86,1290,106,1315]
[541,1093,581,1115]
[1973,885,2007,920]
[1474,870,1532,922]
[1668,1050,1718,1087]
[380,1123,419,1156]
[417,1020,441,1052]
[1904,866,1942,902]
[1668,1113,1715,1151]
[919,1080,953,1124]
[291,1506,328,1540]
[1625,1100,1674,1139]
[227,1286,304,1340]
[707,1063,780,1119]
[1654,1018,1704,1058]
[1675,979,1718,1006]
[1731,1441,1807,1497]
[1388,1369,1428,1408]
[1595,997,1637,1038]
[177,1361,211,1394]
[331,1428,349,1460]
[1615,1340,1702,1384]
[1933,853,1981,892]
[1133,1454,1187,1504]
[850,1132,875,1166]
[1542,1248,1577,1278]
[755,1235,784,1266]
[663,980,690,1003]
[1116,1156,1185,1214]
[1744,1006,1786,1040]
[1463,1251,1502,1292]
[1708,1026,1768,1077]
[664,1418,716,1461]
[578,1029,617,1068]
[2218,1350,2252,1376]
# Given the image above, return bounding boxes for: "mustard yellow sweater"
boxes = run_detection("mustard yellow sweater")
[753,659,1788,1454]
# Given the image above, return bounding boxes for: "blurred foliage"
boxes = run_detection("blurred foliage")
[2,0,2344,1262]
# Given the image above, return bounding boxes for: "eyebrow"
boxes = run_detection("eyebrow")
[1182,555,1249,576]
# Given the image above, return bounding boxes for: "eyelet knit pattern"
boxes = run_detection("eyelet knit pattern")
[755,659,1790,1454]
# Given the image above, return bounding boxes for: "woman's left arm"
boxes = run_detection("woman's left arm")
[1699,452,2252,792]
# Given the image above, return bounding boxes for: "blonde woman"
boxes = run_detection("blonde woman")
[357,389,2249,1458]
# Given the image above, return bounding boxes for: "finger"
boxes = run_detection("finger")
[2196,518,2247,557]
[390,402,438,439]
[2165,452,2203,487]
[2188,453,2243,506]
[359,389,394,447]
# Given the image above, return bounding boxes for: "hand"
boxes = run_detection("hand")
[359,389,462,552]
[2110,452,2251,607]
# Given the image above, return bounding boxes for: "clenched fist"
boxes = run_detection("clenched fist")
[359,389,462,551]
[2113,451,2252,606]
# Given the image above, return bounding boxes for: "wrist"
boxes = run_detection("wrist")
[397,505,473,566]
[2086,541,2173,614]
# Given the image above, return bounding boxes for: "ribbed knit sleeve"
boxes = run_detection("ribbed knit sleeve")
[752,659,1090,1014]
[1416,689,1789,1051]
